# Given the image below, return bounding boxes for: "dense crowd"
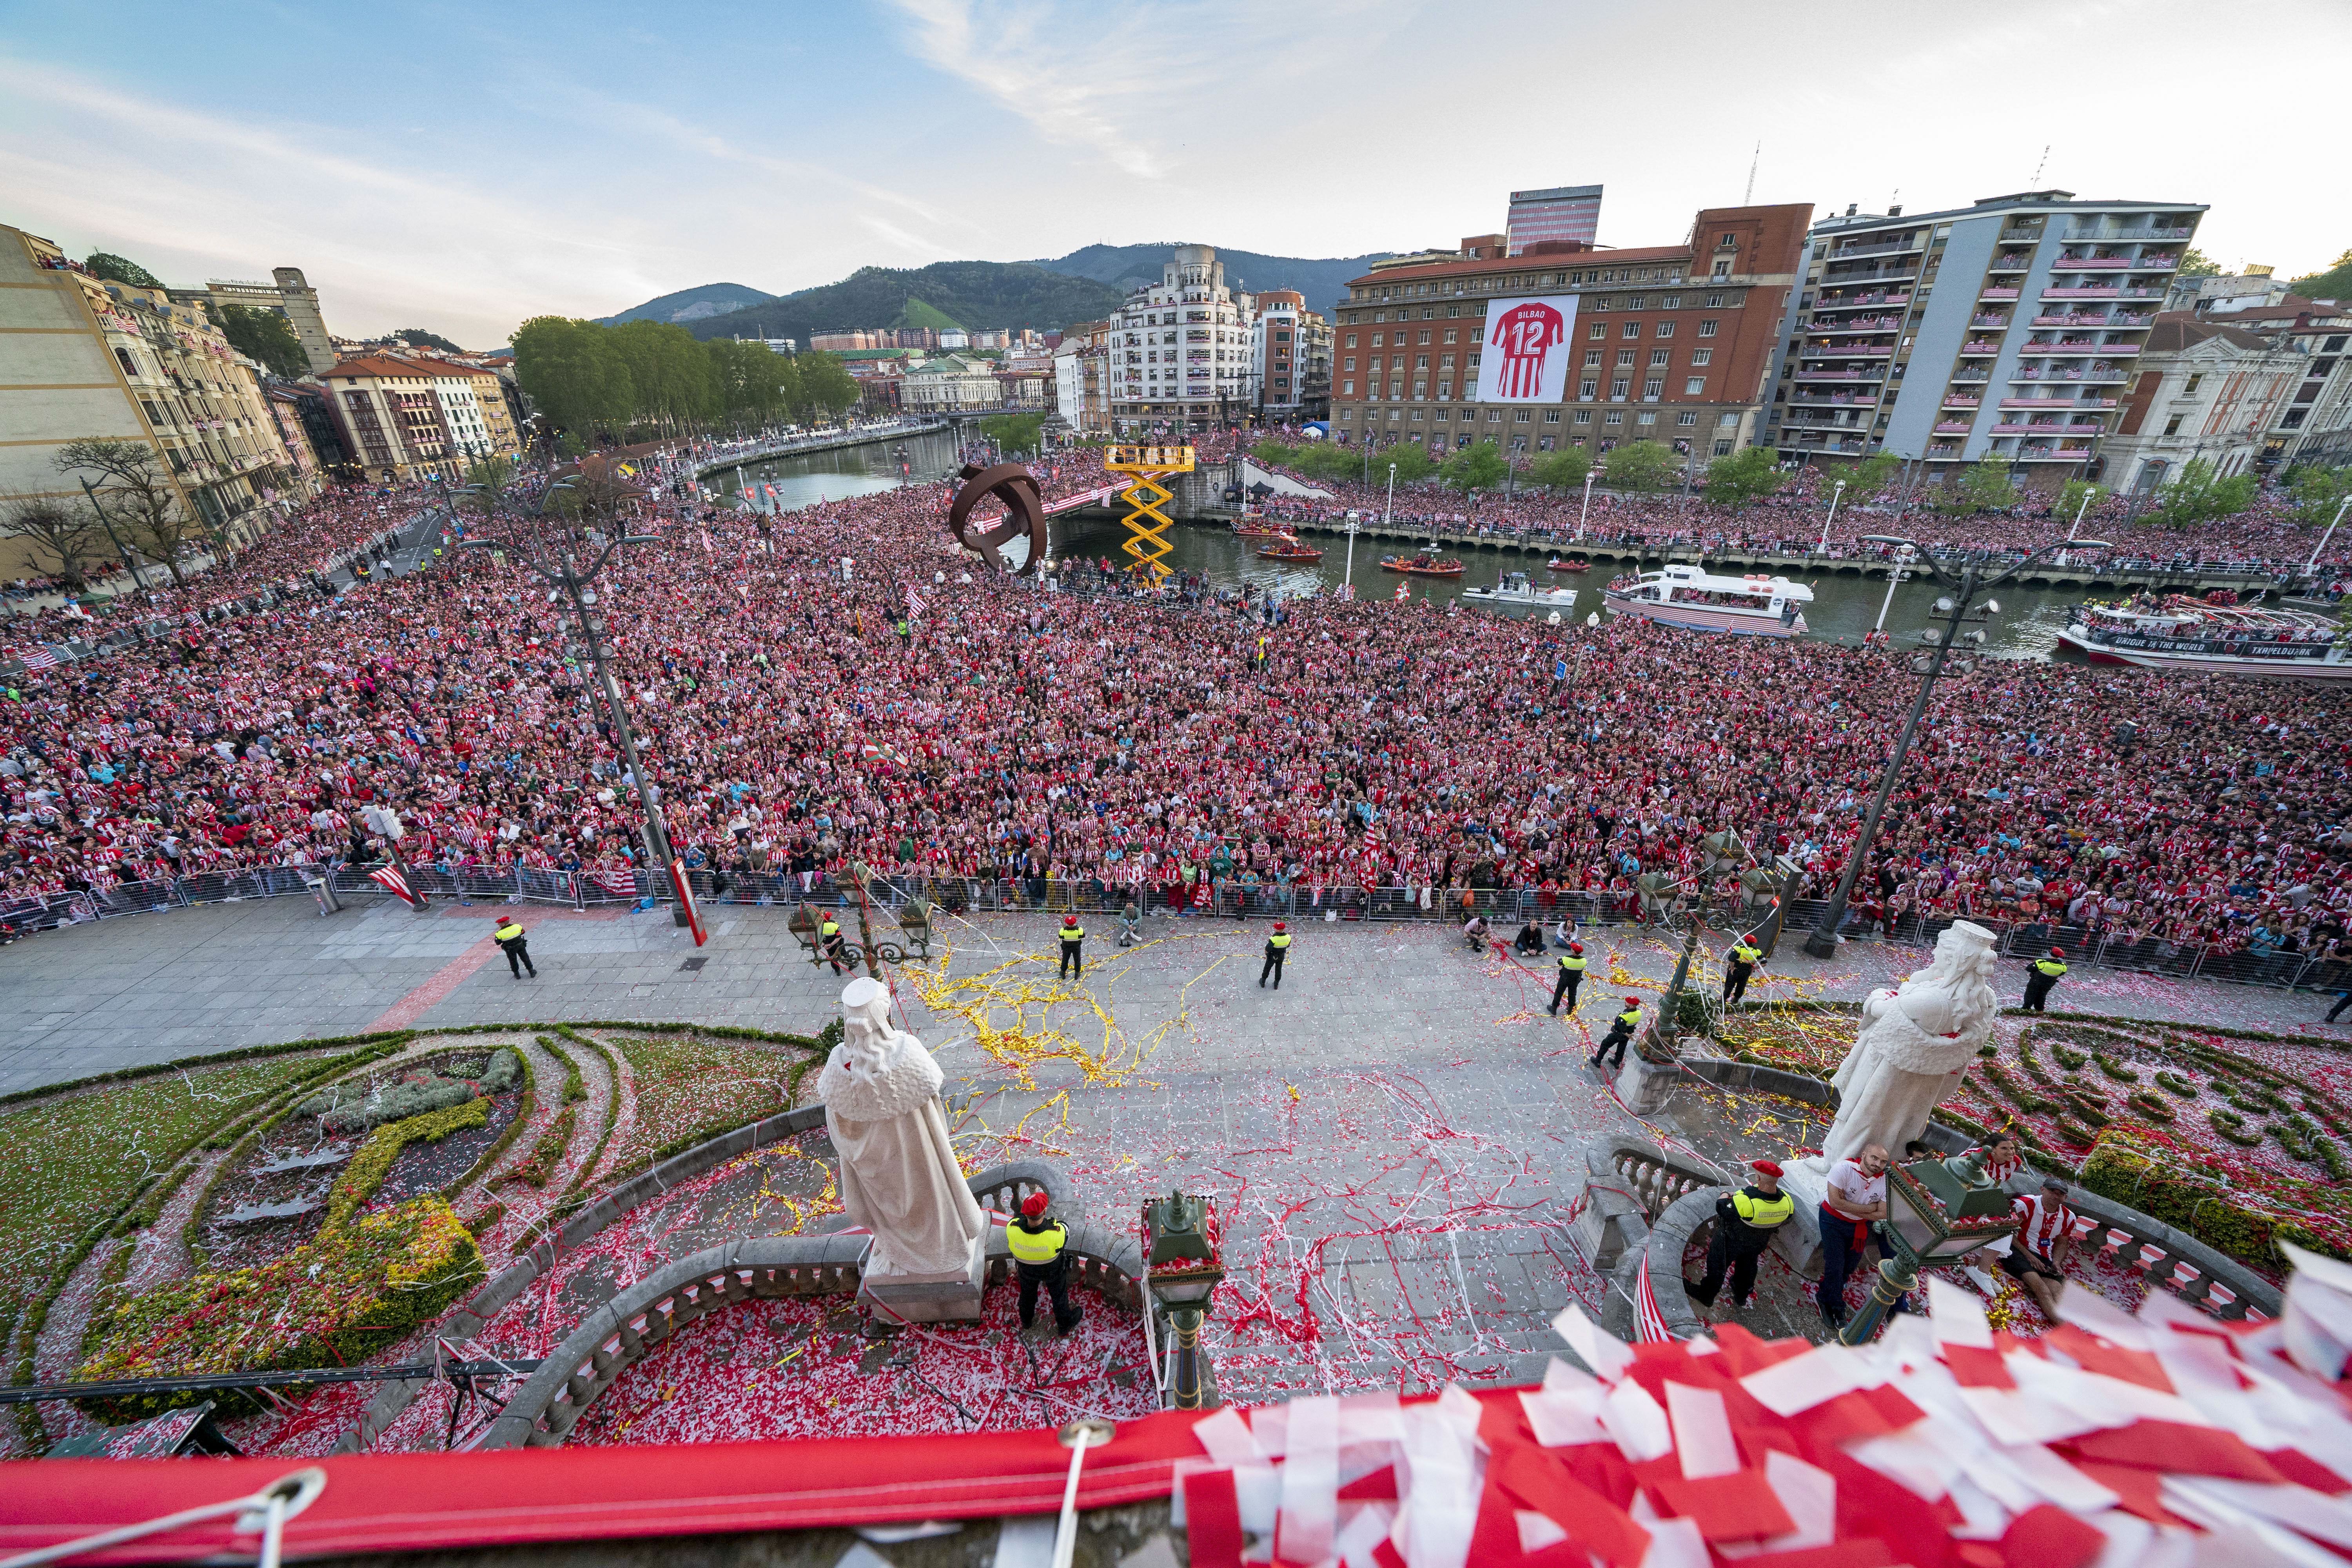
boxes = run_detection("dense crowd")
[2,443,2348,969]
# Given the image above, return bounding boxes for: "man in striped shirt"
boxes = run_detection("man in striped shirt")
[1998,1177,2076,1324]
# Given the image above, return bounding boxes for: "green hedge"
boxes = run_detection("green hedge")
[325,1098,490,1232]
[2079,1134,2345,1267]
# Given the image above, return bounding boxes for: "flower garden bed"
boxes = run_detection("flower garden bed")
[581,1024,829,1183]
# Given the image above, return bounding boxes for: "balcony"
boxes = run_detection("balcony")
[2013,367,2129,384]
[1927,444,1961,459]
[1813,291,1911,310]
[2032,313,2131,327]
[1951,372,1991,384]
[2014,445,2098,461]
[1987,253,2034,272]
[1970,315,2009,329]
[1808,317,1907,333]
[1793,437,1873,454]
[2001,396,2117,409]
[1980,286,2021,300]
[1829,234,1925,260]
[2017,339,2100,354]
[1942,394,1982,408]
[1990,421,2106,436]
[1998,224,2046,243]
[2042,285,2119,299]
[1803,342,1893,356]
[1934,421,1974,434]
[1785,394,1875,406]
[1793,369,1886,381]
[1959,339,2002,355]
[2053,253,2133,269]
[2069,225,2196,243]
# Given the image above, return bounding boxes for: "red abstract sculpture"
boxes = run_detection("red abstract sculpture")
[946,462,1047,577]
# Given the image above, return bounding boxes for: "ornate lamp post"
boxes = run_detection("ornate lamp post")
[1803,534,2111,960]
[1814,479,1846,557]
[1142,1190,1224,1410]
[1839,1150,2022,1346]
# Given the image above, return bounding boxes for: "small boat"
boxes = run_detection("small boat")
[1380,550,1465,579]
[2054,597,2352,681]
[1463,571,1579,608]
[1258,539,1323,562]
[1231,516,1291,539]
[1601,563,1811,638]
[1546,555,1591,573]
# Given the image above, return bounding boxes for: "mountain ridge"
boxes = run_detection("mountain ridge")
[596,281,775,327]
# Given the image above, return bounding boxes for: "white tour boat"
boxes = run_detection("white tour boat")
[1601,563,1811,638]
[1462,571,1581,609]
[2054,598,2352,681]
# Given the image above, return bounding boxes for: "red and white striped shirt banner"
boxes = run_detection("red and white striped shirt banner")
[1634,1252,1677,1343]
[367,864,426,909]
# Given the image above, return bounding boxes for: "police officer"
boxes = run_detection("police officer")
[1007,1191,1082,1335]
[494,916,536,978]
[1058,915,1085,979]
[2022,946,2067,1013]
[1261,921,1291,988]
[1688,1160,1794,1314]
[1548,941,1587,1015]
[1722,935,1762,1005]
[818,912,848,975]
[1592,997,1642,1071]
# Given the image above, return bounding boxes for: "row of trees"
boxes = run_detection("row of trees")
[2,439,222,593]
[1249,437,1788,509]
[510,318,862,442]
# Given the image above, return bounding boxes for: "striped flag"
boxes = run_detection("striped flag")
[1634,1253,1678,1343]
[18,647,61,671]
[368,864,427,909]
[903,583,927,618]
[593,868,639,896]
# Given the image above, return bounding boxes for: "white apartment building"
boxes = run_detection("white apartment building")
[427,374,494,460]
[2100,316,2303,491]
[1108,245,1256,433]
[1762,189,2205,479]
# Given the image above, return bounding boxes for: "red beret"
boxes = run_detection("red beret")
[1624,996,1641,1006]
[1273,921,1287,932]
[1751,1160,1784,1178]
[1020,1191,1050,1219]
[1064,916,1079,927]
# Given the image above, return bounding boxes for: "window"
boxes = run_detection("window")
[113,347,140,378]
[2163,415,2184,436]
[1676,411,1697,426]
[1699,320,1719,338]
[1371,333,1383,346]
[1588,323,1606,340]
[1717,413,1738,427]
[1706,293,1725,307]
[1713,439,1734,456]
[1655,321,1675,338]
[1435,408,1449,420]
[1684,377,1707,395]
[2183,374,2203,395]
[1650,350,1670,367]
[1662,295,1682,309]
[1610,377,1629,399]
[1443,328,1458,343]
[1342,379,1355,395]
[1343,356,1355,370]
[1637,412,1657,425]
[1584,350,1602,367]
[1691,348,1713,366]
[1419,330,1432,344]
[1580,379,1598,398]
[1616,350,1635,368]
[1644,379,1664,399]
[1446,304,1461,318]
[1622,321,1641,338]
[1720,232,1737,246]
[1574,409,1592,424]
[1487,410,1503,423]
[1510,409,1528,423]
[1604,411,1624,425]
[1416,355,1430,369]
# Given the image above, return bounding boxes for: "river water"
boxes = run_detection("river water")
[720,435,2166,661]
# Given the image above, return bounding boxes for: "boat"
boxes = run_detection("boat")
[2054,597,2352,681]
[1546,555,1591,573]
[1231,516,1292,539]
[1601,563,1811,638]
[1463,571,1579,608]
[1258,539,1323,562]
[1379,550,1465,579]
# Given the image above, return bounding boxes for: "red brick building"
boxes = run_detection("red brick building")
[1329,202,1811,459]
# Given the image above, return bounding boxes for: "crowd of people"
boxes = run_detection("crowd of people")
[2,437,2347,975]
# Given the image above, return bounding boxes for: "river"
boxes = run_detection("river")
[719,437,2189,661]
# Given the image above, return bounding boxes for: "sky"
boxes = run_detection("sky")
[2,0,2343,349]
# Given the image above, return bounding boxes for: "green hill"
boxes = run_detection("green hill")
[597,282,775,327]
[682,262,1120,346]
[1031,243,1395,314]
[895,296,964,332]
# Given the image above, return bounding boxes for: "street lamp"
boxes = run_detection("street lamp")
[1382,462,1397,531]
[459,483,695,931]
[1142,1190,1225,1409]
[1815,479,1847,557]
[2306,495,2352,580]
[1839,1150,2022,1347]
[1803,532,2112,960]
[1341,511,1362,598]
[1575,465,1602,542]
[2066,482,2101,542]
[76,477,150,594]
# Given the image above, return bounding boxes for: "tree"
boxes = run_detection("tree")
[793,352,862,423]
[209,302,309,379]
[1702,446,1785,510]
[704,339,787,429]
[980,412,1046,454]
[1380,442,1437,483]
[85,252,164,289]
[2293,249,2352,303]
[0,497,107,593]
[1525,446,1592,491]
[1956,457,2019,514]
[2286,463,2352,526]
[52,438,204,586]
[1440,440,1508,492]
[389,328,464,354]
[511,317,636,437]
[1290,442,1359,485]
[2056,478,2103,524]
[2177,247,2221,279]
[1598,439,1676,492]
[2145,457,2257,528]
[456,456,517,517]
[1843,450,1903,501]
[610,320,716,433]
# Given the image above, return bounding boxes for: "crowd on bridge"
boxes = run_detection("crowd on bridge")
[2,438,2348,978]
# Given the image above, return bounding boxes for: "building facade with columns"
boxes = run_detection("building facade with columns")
[1107,245,1256,432]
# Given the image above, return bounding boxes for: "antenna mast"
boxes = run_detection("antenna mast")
[1743,141,1760,205]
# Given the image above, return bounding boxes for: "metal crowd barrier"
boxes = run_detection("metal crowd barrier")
[2,865,2342,996]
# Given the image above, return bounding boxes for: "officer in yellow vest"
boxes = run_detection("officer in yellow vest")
[1592,997,1642,1070]
[2022,946,2067,1013]
[493,916,535,978]
[1058,915,1085,979]
[818,913,847,975]
[1007,1190,1082,1335]
[1548,941,1587,1016]
[1689,1160,1795,1314]
[1722,936,1763,1005]
[1259,920,1292,988]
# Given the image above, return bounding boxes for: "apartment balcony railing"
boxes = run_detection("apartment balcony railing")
[1793,437,1873,454]
[1808,317,1906,333]
[1998,225,2046,243]
[1927,443,1962,458]
[1829,235,1925,260]
[1941,394,1982,408]
[1969,315,2009,329]
[1960,339,2002,355]
[2015,445,2098,460]
[1950,373,1991,385]
[2042,286,2143,300]
[2018,339,2100,354]
[1814,292,1912,310]
[2053,253,2130,269]
[1979,286,2022,300]
[1934,421,1974,434]
[1804,342,1893,356]
[1792,369,1886,381]
[2013,367,2127,383]
[1987,254,2034,272]
[2070,225,2196,243]
[1989,421,2107,435]
[1785,394,1875,406]
[2002,396,2118,409]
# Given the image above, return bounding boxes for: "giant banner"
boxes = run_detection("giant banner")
[1475,294,1580,404]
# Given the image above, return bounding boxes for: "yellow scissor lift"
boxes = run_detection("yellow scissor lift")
[1104,443,1194,585]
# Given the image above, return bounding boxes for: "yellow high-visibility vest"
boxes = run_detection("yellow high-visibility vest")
[820,918,840,939]
[2033,959,2067,979]
[1269,933,1291,950]
[1007,1219,1067,1265]
[1559,955,1586,972]
[494,922,524,943]
[1731,1189,1795,1227]
[1061,926,1085,943]
[1615,1008,1641,1030]
[1731,943,1760,966]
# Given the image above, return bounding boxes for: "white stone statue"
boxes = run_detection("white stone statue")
[818,978,987,1288]
[1822,921,2000,1164]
